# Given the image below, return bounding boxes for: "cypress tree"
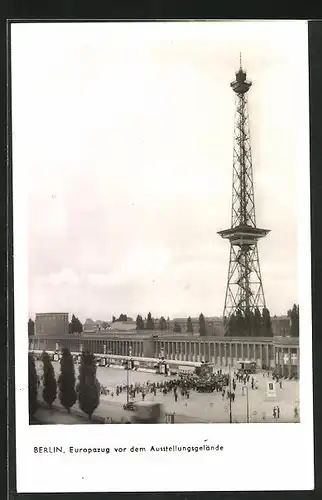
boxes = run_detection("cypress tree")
[199,313,207,337]
[42,351,57,409]
[146,312,155,330]
[28,318,35,336]
[262,308,273,337]
[244,308,254,337]
[77,352,100,421]
[58,348,76,413]
[159,316,167,331]
[186,316,194,333]
[254,307,262,337]
[235,309,246,336]
[28,353,38,420]
[289,304,299,337]
[136,314,145,330]
[70,314,83,334]
[228,313,236,336]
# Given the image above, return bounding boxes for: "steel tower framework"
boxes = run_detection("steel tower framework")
[218,59,270,321]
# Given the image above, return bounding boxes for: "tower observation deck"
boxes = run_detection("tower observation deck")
[218,58,270,322]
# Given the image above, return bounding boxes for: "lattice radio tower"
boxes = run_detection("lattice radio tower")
[218,56,270,323]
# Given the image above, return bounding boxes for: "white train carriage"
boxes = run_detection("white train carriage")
[29,349,206,374]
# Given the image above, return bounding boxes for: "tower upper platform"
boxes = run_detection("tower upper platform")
[230,67,252,94]
[218,224,270,246]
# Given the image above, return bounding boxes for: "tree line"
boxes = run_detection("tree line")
[135,313,206,335]
[225,304,299,337]
[28,304,300,338]
[28,348,100,423]
[225,307,272,337]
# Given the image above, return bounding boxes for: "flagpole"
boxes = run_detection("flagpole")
[229,338,232,423]
[126,345,132,405]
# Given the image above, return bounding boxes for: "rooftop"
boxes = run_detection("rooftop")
[35,312,69,316]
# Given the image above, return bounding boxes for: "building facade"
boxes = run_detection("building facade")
[271,316,291,337]
[29,330,299,377]
[35,313,69,337]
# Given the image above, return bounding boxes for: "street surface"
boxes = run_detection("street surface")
[35,361,300,424]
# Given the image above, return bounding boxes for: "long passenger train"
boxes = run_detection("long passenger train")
[29,350,213,375]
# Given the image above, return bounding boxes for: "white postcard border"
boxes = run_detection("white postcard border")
[12,20,314,493]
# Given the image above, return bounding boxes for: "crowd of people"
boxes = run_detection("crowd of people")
[98,365,300,422]
[101,367,263,405]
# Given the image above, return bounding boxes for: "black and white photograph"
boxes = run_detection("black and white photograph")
[12,20,314,492]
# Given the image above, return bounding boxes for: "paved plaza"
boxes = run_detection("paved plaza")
[36,361,300,424]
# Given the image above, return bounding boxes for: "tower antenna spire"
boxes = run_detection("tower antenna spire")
[239,52,242,69]
[218,63,270,333]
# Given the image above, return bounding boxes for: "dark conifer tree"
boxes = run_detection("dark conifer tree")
[186,316,194,333]
[199,313,207,337]
[146,312,155,330]
[159,316,167,331]
[235,309,246,336]
[28,353,38,420]
[136,314,145,330]
[228,313,236,336]
[42,351,57,409]
[244,308,255,337]
[58,348,77,413]
[28,318,35,336]
[262,307,273,337]
[77,352,100,421]
[289,304,299,337]
[254,307,262,337]
[69,314,83,334]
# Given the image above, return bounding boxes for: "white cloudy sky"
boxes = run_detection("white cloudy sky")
[11,21,309,322]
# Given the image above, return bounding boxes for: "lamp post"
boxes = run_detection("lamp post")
[228,338,233,423]
[245,385,250,423]
[228,360,232,424]
[159,346,165,374]
[126,345,132,405]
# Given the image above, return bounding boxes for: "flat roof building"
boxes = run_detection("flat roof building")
[35,312,69,337]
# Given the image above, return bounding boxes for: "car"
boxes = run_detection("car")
[123,401,136,411]
[132,402,165,423]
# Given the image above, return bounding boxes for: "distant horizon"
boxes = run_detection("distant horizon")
[28,308,295,323]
